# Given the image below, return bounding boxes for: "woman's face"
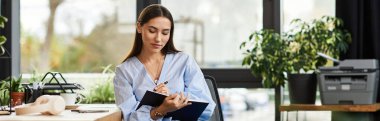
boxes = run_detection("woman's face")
[137,16,171,53]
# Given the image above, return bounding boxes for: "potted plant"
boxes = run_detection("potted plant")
[0,81,10,106]
[240,16,351,104]
[1,75,25,106]
[284,16,351,104]
[240,29,290,88]
[0,16,8,56]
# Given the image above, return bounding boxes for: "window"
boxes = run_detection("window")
[162,0,263,68]
[282,0,335,32]
[20,0,136,73]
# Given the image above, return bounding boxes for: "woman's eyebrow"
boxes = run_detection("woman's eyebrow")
[148,26,170,31]
[148,26,158,30]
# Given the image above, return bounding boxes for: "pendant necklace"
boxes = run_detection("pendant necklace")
[154,57,163,84]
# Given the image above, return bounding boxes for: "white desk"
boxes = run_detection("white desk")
[0,104,122,121]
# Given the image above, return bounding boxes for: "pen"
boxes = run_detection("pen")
[153,81,168,91]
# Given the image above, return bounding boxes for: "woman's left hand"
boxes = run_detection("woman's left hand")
[154,83,170,95]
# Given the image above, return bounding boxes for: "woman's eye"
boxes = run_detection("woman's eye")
[162,31,169,35]
[149,29,156,33]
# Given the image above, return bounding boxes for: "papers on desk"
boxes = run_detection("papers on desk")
[71,109,109,113]
[137,90,209,121]
[69,104,116,113]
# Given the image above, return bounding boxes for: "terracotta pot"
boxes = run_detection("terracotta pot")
[11,92,25,107]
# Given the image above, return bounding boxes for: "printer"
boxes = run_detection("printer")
[318,59,379,105]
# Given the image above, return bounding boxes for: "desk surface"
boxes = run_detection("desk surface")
[0,104,122,121]
[280,103,380,112]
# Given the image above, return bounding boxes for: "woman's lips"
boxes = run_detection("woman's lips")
[152,44,162,48]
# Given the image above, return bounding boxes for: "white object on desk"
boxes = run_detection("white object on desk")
[60,93,81,105]
[15,95,65,115]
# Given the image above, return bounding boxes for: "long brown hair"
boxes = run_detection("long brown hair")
[122,4,179,62]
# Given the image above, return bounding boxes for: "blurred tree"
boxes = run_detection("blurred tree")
[52,13,134,72]
[40,0,64,72]
[22,0,135,73]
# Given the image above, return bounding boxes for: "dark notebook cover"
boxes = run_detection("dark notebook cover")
[136,90,209,121]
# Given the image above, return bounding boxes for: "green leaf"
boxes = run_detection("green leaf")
[249,33,254,40]
[0,16,7,28]
[240,42,246,49]
[0,46,4,55]
[0,36,6,45]
[0,16,8,23]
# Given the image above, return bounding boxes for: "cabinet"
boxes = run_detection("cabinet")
[280,104,380,121]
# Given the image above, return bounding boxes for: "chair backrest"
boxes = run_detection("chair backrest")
[204,75,224,121]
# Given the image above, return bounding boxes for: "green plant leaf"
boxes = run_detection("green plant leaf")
[239,42,246,49]
[0,46,4,55]
[0,16,7,28]
[0,36,6,45]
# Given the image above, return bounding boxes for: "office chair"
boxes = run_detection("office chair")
[204,75,224,121]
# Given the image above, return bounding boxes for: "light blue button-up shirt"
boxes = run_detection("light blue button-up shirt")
[113,52,215,121]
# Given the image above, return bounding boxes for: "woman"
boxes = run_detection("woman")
[113,4,215,121]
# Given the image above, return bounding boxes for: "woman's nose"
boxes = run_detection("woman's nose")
[155,33,162,42]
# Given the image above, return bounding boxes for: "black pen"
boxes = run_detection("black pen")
[153,81,168,91]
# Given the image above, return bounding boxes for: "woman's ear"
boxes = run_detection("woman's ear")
[137,22,142,33]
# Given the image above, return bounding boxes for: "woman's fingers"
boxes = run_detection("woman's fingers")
[154,84,170,95]
[170,92,186,103]
[179,92,186,102]
[174,93,180,102]
[183,96,189,105]
[157,88,169,95]
[177,92,191,108]
[153,83,165,91]
[162,92,192,112]
[167,93,178,100]
[184,93,191,105]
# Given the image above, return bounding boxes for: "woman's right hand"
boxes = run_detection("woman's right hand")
[156,92,192,113]
[154,83,170,96]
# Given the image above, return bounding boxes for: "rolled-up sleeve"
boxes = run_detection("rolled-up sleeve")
[113,66,163,121]
[183,56,216,121]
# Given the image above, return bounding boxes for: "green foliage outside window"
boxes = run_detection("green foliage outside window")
[83,64,115,104]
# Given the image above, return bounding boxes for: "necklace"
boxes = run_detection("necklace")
[153,56,164,84]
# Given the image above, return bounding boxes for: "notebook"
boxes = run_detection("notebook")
[136,90,209,120]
